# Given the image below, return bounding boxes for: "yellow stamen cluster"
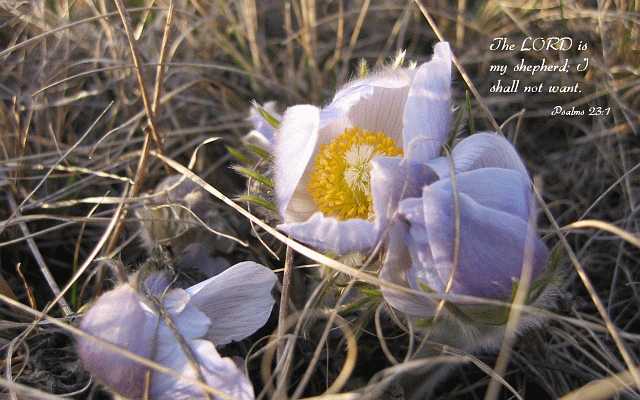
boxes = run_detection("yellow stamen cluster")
[307,127,403,220]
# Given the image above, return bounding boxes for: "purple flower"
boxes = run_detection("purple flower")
[257,42,452,255]
[381,133,550,316]
[77,262,276,399]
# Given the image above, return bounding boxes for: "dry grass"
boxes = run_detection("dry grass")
[0,0,639,399]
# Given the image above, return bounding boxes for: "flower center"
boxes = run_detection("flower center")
[307,127,403,220]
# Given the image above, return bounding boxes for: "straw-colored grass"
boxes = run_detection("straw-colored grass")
[0,1,639,399]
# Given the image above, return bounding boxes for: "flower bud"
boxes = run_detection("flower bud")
[77,261,277,399]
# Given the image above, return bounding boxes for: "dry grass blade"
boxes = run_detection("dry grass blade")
[104,0,173,259]
[0,272,17,302]
[560,366,640,400]
[148,295,213,400]
[261,310,358,399]
[6,192,72,316]
[112,0,165,152]
[0,7,164,59]
[534,185,640,393]
[276,242,295,364]
[338,0,370,82]
[242,0,262,73]
[564,220,640,248]
[151,0,175,114]
[302,395,359,400]
[0,376,67,400]
[42,184,129,315]
[15,262,36,310]
[0,102,114,236]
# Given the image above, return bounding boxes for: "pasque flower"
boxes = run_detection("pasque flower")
[77,262,276,399]
[265,42,452,255]
[380,133,551,324]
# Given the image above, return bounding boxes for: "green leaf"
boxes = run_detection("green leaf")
[251,100,280,129]
[418,282,436,293]
[447,105,464,149]
[465,90,475,134]
[419,279,510,326]
[527,243,565,303]
[415,318,434,328]
[547,242,565,275]
[245,143,272,160]
[226,146,251,165]
[232,166,274,188]
[360,287,382,298]
[237,194,277,212]
[453,302,511,326]
[340,296,378,315]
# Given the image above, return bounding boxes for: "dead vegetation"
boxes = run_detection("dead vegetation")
[0,0,639,399]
